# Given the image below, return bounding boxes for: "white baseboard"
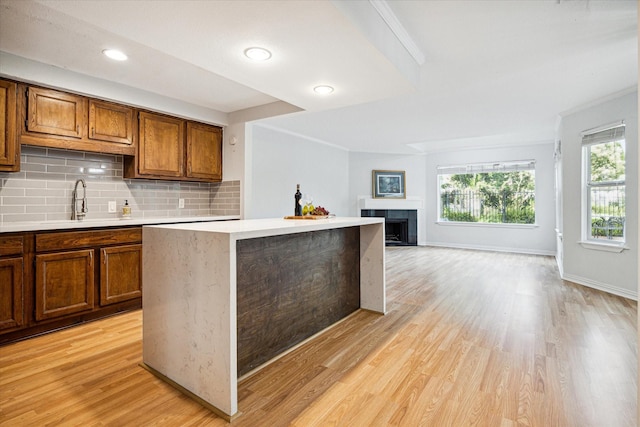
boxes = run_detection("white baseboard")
[555,255,564,277]
[418,244,635,300]
[417,243,634,300]
[422,241,556,257]
[562,273,637,301]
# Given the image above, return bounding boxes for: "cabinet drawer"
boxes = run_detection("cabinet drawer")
[36,227,142,252]
[0,235,24,257]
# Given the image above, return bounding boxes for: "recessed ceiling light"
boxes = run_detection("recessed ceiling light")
[102,49,128,61]
[313,85,334,95]
[244,47,272,61]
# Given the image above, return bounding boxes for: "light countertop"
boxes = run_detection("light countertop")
[146,216,384,240]
[0,215,240,233]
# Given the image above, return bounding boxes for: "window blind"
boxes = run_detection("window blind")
[437,160,535,175]
[581,123,625,146]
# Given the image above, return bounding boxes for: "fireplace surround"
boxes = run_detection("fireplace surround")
[361,209,417,246]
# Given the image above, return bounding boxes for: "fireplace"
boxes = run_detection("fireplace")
[361,209,417,246]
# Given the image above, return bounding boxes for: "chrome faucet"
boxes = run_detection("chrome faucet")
[71,179,88,220]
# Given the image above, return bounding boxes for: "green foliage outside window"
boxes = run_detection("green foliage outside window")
[440,170,535,224]
[587,139,625,240]
[590,141,625,183]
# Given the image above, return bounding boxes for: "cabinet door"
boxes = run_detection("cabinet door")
[186,122,222,181]
[27,87,84,138]
[0,80,18,171]
[0,257,23,331]
[138,112,184,177]
[89,99,133,145]
[100,244,142,305]
[35,250,94,321]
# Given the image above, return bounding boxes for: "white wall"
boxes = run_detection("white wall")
[245,125,350,219]
[559,90,638,299]
[424,143,557,255]
[348,152,428,244]
[0,52,227,126]
[222,123,246,183]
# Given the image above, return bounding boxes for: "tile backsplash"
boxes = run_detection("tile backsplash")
[0,145,240,224]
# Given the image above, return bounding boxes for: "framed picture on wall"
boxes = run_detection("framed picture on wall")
[372,170,406,199]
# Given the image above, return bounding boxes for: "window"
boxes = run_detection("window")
[438,160,535,225]
[582,123,625,243]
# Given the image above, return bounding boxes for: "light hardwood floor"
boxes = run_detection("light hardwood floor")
[0,247,636,426]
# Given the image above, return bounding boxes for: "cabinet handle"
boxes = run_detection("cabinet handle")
[77,125,80,134]
[91,127,95,137]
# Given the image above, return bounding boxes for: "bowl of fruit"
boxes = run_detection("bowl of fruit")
[308,206,330,218]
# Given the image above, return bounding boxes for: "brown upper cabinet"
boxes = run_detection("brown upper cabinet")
[19,84,135,156]
[27,86,84,139]
[137,111,185,177]
[10,80,222,181]
[187,121,222,181]
[124,111,222,182]
[0,79,19,172]
[89,99,134,145]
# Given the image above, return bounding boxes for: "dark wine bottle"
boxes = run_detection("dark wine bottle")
[294,184,302,216]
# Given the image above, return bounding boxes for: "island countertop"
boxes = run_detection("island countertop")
[146,216,384,239]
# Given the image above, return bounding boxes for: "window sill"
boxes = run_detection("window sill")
[578,240,628,253]
[436,221,538,229]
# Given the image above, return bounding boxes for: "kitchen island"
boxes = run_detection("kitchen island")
[141,217,385,419]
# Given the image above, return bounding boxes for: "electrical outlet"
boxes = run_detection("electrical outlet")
[108,201,117,213]
[178,198,185,209]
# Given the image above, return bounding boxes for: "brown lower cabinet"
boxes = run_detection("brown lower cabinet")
[100,244,142,305]
[0,226,142,345]
[35,249,95,321]
[0,234,24,331]
[0,257,23,331]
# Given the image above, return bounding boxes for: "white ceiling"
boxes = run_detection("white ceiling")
[0,0,637,154]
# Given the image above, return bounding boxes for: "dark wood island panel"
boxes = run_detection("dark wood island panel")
[236,227,360,376]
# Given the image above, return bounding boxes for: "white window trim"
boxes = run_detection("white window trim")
[580,121,626,247]
[578,240,628,253]
[437,160,536,226]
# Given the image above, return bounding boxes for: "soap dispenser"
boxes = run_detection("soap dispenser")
[122,200,131,218]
